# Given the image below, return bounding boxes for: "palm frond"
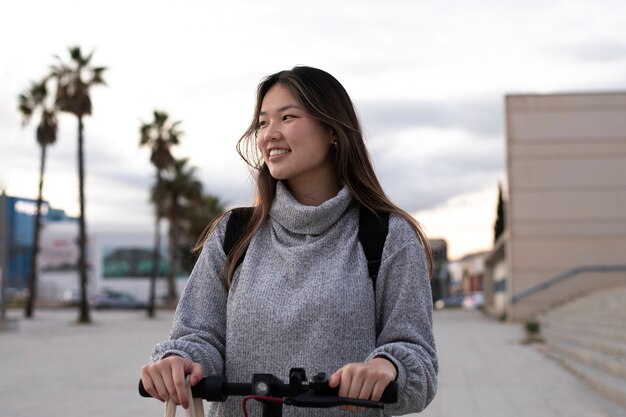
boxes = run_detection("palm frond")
[154,110,169,127]
[30,81,48,104]
[91,67,107,85]
[50,46,105,117]
[18,94,34,118]
[83,49,95,66]
[140,110,183,170]
[139,124,152,145]
[69,46,82,63]
[36,109,58,146]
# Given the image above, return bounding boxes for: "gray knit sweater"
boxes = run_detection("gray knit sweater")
[152,183,437,416]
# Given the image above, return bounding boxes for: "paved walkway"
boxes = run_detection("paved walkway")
[417,310,619,417]
[0,309,619,417]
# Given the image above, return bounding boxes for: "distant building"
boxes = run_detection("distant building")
[483,92,626,321]
[484,232,507,319]
[429,239,451,302]
[0,192,191,305]
[0,193,76,290]
[451,250,488,294]
[36,222,186,304]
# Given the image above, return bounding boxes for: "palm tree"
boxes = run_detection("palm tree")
[179,193,225,274]
[18,79,58,318]
[50,46,106,323]
[186,194,225,247]
[152,158,203,306]
[139,110,181,316]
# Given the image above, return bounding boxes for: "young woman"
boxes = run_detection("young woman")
[141,66,437,416]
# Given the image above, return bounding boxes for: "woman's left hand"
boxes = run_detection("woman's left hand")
[328,357,397,411]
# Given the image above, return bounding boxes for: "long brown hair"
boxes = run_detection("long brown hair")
[196,66,432,287]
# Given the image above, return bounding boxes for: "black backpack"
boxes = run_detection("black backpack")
[223,207,390,285]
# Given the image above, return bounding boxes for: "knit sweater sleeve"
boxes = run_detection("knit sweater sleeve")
[150,214,230,377]
[365,214,438,415]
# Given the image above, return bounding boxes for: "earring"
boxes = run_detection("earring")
[331,141,338,148]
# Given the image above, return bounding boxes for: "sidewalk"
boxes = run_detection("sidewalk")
[418,310,619,417]
[0,308,619,417]
[0,309,169,417]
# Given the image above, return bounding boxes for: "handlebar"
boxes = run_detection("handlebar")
[139,368,397,410]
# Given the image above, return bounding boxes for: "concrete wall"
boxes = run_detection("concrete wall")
[505,92,626,320]
[484,233,507,319]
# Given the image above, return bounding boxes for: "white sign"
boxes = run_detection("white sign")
[15,200,49,216]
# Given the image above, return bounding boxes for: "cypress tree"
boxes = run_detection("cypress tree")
[494,183,505,243]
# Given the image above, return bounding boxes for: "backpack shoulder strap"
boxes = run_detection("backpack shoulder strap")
[358,208,390,286]
[223,207,254,263]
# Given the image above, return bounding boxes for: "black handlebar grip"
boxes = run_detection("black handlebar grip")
[197,375,228,401]
[379,381,398,403]
[324,380,397,404]
[138,376,231,401]
[138,380,151,398]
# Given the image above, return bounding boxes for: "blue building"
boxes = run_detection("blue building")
[0,192,76,290]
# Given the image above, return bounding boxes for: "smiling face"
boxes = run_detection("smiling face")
[256,84,338,200]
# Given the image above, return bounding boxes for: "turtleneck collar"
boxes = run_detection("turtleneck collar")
[269,181,353,235]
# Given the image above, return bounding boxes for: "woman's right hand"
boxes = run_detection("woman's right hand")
[140,355,203,409]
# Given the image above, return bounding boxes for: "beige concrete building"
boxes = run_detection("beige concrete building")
[448,251,488,293]
[484,92,626,321]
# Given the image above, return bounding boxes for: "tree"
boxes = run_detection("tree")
[152,158,203,306]
[186,194,224,247]
[494,182,505,243]
[18,79,58,318]
[50,46,106,323]
[180,193,225,274]
[139,110,181,317]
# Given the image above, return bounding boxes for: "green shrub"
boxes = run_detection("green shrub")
[525,319,541,335]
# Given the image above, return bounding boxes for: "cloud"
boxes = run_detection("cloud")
[3,0,626,260]
[357,97,503,137]
[354,97,505,212]
[414,185,500,260]
[557,39,626,63]
[369,127,504,212]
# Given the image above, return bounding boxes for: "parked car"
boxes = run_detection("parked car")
[61,289,81,307]
[434,294,465,310]
[5,288,29,307]
[434,292,484,310]
[93,290,146,310]
[463,292,484,310]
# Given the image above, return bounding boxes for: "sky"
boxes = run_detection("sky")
[2,0,626,260]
